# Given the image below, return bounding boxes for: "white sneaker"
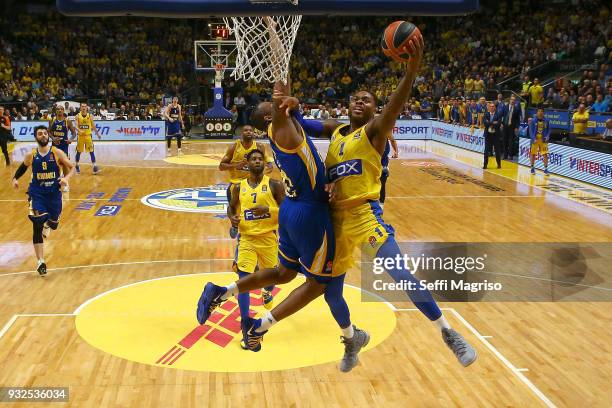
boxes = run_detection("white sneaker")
[178,148,182,156]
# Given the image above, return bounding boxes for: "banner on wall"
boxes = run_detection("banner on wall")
[525,108,610,134]
[11,121,166,141]
[429,121,485,153]
[518,138,612,189]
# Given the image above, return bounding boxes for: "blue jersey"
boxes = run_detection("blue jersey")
[166,106,181,135]
[29,147,62,195]
[381,141,391,168]
[50,118,69,145]
[268,120,328,203]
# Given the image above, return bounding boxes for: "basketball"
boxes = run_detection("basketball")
[381,21,422,62]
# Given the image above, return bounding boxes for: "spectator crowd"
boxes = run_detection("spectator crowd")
[0,0,609,126]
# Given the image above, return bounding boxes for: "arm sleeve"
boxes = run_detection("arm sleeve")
[13,163,28,180]
[292,111,324,138]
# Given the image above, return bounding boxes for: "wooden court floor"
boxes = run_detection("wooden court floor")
[0,141,611,407]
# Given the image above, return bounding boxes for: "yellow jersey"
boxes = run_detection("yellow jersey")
[228,140,272,184]
[326,124,382,209]
[237,175,279,237]
[572,111,589,134]
[76,113,93,137]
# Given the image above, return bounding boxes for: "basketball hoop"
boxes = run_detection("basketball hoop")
[223,12,302,84]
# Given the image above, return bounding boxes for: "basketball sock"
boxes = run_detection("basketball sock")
[341,324,354,339]
[323,274,351,328]
[434,315,451,331]
[75,152,81,163]
[237,272,250,319]
[37,258,44,266]
[221,282,238,300]
[90,152,96,163]
[177,137,182,149]
[256,312,277,333]
[376,237,442,321]
[264,285,274,292]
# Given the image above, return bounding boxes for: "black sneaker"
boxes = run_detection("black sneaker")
[37,262,47,276]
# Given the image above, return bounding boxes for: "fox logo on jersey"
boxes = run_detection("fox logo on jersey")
[244,209,271,221]
[328,159,363,182]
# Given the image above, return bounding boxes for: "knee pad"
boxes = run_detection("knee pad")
[32,222,44,244]
[29,213,49,224]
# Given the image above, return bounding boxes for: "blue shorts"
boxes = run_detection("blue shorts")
[277,199,339,282]
[167,122,182,136]
[28,190,62,223]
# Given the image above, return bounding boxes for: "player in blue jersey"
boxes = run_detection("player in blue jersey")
[164,97,184,155]
[196,17,368,372]
[12,125,75,276]
[49,106,77,192]
[380,133,398,207]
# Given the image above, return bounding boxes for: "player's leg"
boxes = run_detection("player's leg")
[542,143,549,175]
[255,234,279,310]
[176,134,182,155]
[0,137,9,165]
[28,196,49,276]
[87,138,99,174]
[75,137,84,174]
[166,134,172,153]
[365,201,477,366]
[233,236,257,317]
[322,274,370,372]
[530,141,537,174]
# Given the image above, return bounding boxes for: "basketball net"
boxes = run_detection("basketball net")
[214,63,226,87]
[223,15,302,84]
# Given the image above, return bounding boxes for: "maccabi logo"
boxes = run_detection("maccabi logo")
[141,185,229,213]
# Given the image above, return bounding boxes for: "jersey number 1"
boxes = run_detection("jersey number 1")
[251,192,257,203]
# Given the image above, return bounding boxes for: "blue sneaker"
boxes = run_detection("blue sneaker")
[241,317,267,352]
[544,168,550,176]
[75,165,81,175]
[229,226,238,239]
[262,289,274,310]
[530,167,535,175]
[196,282,227,324]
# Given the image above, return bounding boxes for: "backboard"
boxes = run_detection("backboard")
[57,0,480,17]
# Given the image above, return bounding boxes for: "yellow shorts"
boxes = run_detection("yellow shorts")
[530,136,548,155]
[233,232,279,273]
[77,135,94,153]
[331,201,394,273]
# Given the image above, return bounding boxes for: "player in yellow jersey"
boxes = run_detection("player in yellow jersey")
[227,148,285,346]
[280,34,476,367]
[219,125,274,237]
[74,103,101,175]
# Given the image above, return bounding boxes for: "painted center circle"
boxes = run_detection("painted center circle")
[75,273,396,372]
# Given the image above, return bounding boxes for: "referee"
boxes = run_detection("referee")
[0,106,12,166]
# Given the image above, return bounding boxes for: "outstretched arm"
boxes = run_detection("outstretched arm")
[365,32,424,154]
[12,152,33,189]
[265,17,302,151]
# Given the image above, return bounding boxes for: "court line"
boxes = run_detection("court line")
[0,258,235,277]
[446,308,557,408]
[386,195,541,199]
[0,314,75,341]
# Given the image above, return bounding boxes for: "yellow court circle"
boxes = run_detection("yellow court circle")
[75,273,396,372]
[164,154,222,166]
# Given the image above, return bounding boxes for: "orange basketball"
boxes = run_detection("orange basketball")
[381,21,422,62]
